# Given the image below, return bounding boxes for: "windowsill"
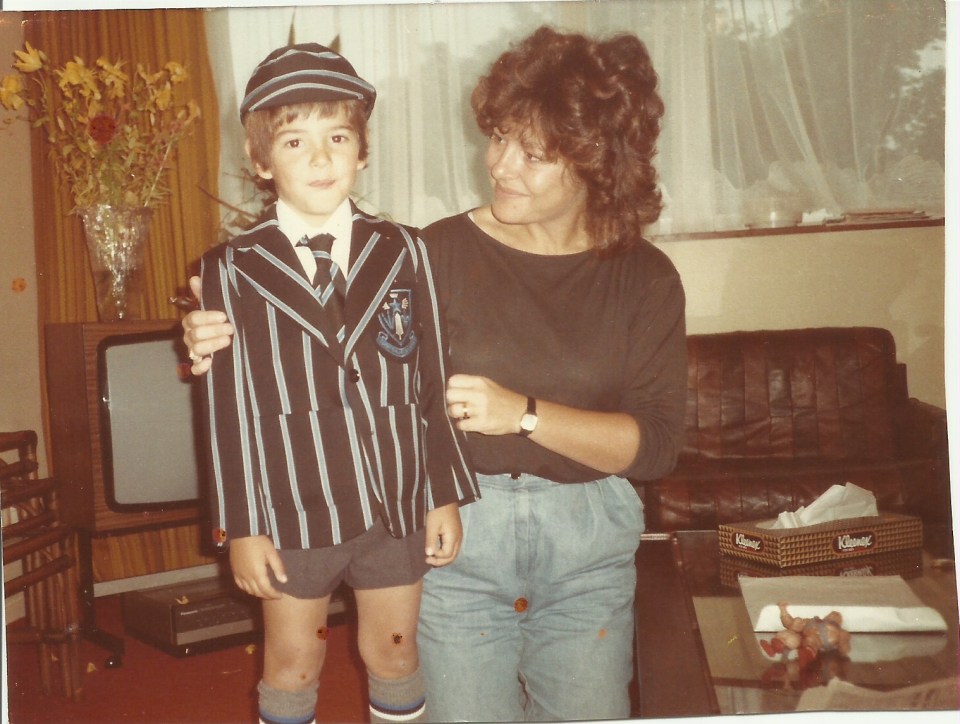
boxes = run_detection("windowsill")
[650,216,944,243]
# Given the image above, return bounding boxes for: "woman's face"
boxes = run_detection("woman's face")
[484,127,588,230]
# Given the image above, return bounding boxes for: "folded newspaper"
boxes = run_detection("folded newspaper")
[740,575,948,632]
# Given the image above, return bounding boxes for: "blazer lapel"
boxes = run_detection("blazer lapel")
[230,217,346,360]
[342,208,411,360]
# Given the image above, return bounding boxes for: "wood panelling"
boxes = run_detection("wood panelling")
[90,524,215,582]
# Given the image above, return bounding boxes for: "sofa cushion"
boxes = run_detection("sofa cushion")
[643,456,938,532]
[683,327,902,462]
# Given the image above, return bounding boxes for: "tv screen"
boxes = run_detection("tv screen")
[98,330,204,512]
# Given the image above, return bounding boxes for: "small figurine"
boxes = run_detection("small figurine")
[761,650,848,692]
[759,601,852,667]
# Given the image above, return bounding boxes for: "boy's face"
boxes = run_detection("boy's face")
[252,105,365,227]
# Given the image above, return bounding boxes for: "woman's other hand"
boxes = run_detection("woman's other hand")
[446,373,641,474]
[445,373,526,436]
[182,275,234,374]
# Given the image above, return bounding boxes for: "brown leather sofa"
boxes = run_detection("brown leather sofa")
[636,327,952,532]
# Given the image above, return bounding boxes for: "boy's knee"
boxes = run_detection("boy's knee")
[264,646,326,688]
[360,635,419,679]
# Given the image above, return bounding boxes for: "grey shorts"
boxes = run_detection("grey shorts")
[268,523,430,600]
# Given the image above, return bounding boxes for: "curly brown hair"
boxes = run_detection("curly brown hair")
[471,26,664,253]
[244,99,370,174]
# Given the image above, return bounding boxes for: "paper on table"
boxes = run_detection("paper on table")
[740,575,947,632]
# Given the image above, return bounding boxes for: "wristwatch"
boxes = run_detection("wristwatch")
[518,396,538,437]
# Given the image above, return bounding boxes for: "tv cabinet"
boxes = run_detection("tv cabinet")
[44,320,209,666]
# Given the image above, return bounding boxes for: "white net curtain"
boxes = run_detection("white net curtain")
[204,0,945,236]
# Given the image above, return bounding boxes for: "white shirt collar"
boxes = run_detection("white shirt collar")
[276,197,353,271]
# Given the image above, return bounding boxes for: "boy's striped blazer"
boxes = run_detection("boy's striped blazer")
[200,202,478,550]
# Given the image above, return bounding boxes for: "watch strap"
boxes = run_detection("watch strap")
[518,396,537,437]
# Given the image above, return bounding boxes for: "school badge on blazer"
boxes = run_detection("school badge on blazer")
[376,287,418,360]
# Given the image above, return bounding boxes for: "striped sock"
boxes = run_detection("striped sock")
[368,668,427,723]
[257,680,317,724]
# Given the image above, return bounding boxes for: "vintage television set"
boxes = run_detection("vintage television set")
[44,321,348,662]
[45,321,206,535]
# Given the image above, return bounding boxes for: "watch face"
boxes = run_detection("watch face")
[520,413,538,432]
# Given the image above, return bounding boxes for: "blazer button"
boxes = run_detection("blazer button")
[348,368,361,383]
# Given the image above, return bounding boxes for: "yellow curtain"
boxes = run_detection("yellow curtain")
[25,9,222,324]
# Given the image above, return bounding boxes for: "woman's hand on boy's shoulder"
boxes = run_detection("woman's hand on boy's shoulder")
[182,276,235,375]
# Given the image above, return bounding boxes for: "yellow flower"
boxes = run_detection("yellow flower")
[184,99,201,123]
[58,58,100,100]
[136,64,164,87]
[3,44,198,209]
[97,57,128,100]
[154,83,173,111]
[12,42,46,74]
[164,62,188,84]
[0,73,25,111]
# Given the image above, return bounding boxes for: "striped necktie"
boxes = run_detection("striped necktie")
[297,233,346,303]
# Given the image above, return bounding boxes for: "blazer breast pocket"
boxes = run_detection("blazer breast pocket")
[374,285,420,363]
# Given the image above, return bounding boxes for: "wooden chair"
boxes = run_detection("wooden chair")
[2,429,84,700]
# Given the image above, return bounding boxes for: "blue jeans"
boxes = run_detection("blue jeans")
[419,473,644,722]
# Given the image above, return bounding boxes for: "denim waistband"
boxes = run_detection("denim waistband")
[475,471,624,492]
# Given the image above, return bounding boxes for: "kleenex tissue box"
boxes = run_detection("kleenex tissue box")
[718,513,923,568]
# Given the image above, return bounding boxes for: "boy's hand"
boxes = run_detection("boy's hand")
[228,535,287,600]
[182,275,235,375]
[424,503,463,567]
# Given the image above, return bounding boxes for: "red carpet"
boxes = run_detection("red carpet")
[5,594,367,723]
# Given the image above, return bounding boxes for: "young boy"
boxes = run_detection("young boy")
[199,43,478,724]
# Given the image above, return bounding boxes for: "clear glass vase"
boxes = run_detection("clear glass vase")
[77,204,153,321]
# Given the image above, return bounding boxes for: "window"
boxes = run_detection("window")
[205,0,945,235]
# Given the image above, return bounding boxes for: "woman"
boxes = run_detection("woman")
[184,26,686,722]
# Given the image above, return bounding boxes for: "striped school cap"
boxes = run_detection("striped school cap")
[240,43,376,122]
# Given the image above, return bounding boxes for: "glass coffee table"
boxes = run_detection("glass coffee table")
[633,528,958,717]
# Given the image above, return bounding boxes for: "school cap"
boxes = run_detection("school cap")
[240,43,376,122]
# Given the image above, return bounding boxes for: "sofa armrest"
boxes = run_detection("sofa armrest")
[895,398,948,459]
[895,398,953,525]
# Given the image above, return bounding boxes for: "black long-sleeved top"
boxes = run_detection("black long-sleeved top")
[424,211,687,484]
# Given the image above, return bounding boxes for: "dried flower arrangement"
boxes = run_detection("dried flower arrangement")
[1,42,200,209]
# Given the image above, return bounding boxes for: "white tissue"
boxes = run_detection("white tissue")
[770,482,878,529]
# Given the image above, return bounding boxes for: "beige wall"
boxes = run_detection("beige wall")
[0,13,44,459]
[1,11,36,624]
[660,224,946,408]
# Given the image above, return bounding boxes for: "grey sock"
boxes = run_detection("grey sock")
[257,679,318,724]
[368,668,426,723]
